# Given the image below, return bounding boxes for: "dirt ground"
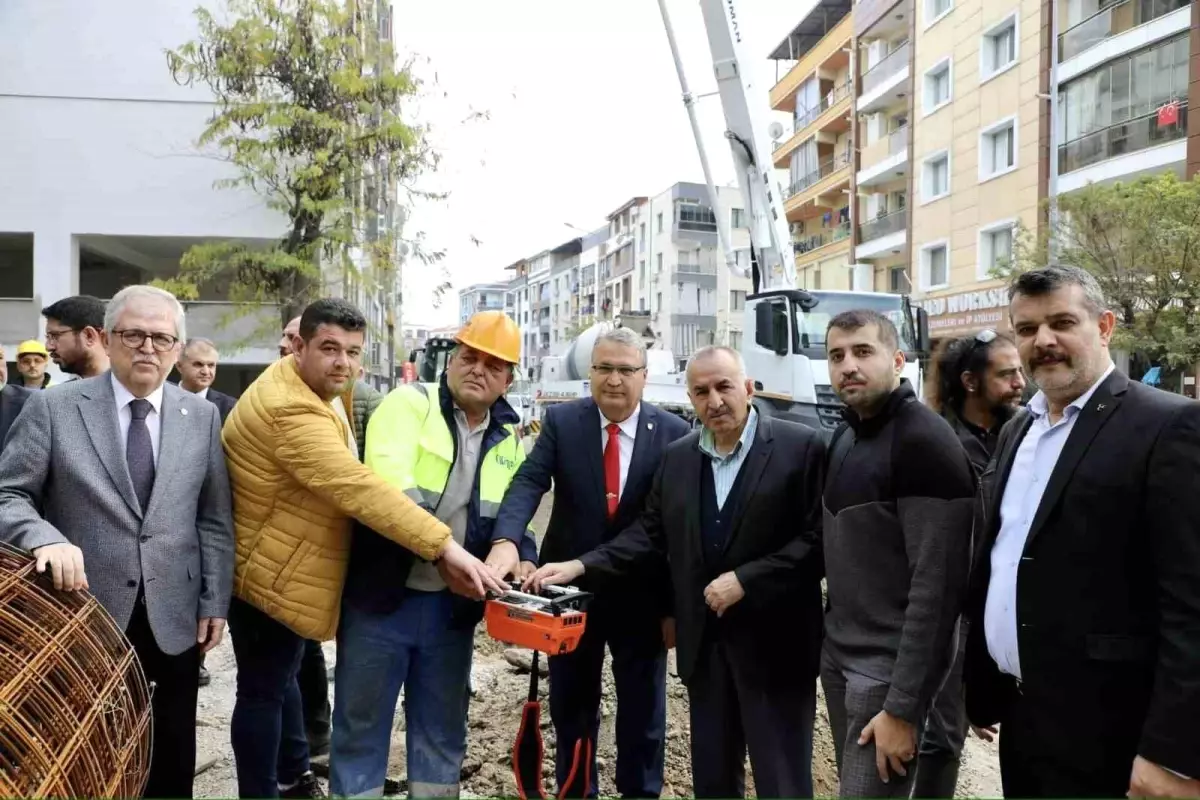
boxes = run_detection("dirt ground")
[193,494,1003,798]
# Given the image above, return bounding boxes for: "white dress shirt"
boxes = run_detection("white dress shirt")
[191,386,209,400]
[112,374,165,466]
[600,403,641,500]
[984,362,1115,679]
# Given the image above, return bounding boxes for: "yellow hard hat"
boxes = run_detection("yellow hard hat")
[455,310,521,364]
[17,340,48,358]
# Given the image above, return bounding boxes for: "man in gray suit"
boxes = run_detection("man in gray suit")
[0,284,235,799]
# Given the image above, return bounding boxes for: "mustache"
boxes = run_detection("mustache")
[1031,350,1068,367]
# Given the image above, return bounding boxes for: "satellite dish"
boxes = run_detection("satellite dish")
[768,121,784,140]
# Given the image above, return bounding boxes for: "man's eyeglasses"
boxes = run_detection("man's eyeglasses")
[114,329,180,353]
[590,364,645,379]
[44,328,78,344]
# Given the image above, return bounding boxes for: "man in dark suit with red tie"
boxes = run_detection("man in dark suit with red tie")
[495,327,690,798]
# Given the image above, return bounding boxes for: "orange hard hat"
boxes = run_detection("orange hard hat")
[455,310,521,364]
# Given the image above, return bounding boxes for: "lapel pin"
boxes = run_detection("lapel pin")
[1097,403,1106,411]
[181,408,188,415]
[647,422,654,430]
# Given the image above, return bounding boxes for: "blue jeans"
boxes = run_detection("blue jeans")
[227,598,311,799]
[330,590,475,798]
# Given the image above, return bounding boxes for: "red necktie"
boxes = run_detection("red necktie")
[604,423,620,519]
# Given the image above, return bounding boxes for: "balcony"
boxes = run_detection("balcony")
[793,221,851,267]
[1058,103,1188,178]
[860,209,906,243]
[769,12,854,111]
[856,209,908,260]
[1059,0,1188,63]
[858,125,910,187]
[672,261,719,288]
[784,148,853,220]
[858,42,911,115]
[773,81,853,167]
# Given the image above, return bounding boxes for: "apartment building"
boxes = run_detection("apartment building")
[594,183,752,369]
[770,1,859,292]
[487,182,751,377]
[458,281,509,326]
[766,0,1199,353]
[1055,0,1191,192]
[907,0,1046,342]
[0,0,402,393]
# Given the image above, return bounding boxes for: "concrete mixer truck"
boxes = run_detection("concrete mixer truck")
[534,311,697,424]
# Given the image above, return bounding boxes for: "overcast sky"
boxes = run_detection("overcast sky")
[394,0,815,326]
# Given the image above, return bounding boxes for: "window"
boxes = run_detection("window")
[925,0,952,27]
[731,208,747,229]
[921,150,950,202]
[730,290,746,311]
[730,331,743,350]
[921,241,950,289]
[889,267,907,293]
[923,58,952,115]
[980,116,1017,180]
[656,253,663,273]
[981,13,1018,81]
[639,260,646,285]
[656,213,664,234]
[639,222,646,251]
[656,291,662,312]
[978,220,1016,279]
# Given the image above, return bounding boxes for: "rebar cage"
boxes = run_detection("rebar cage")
[0,541,152,798]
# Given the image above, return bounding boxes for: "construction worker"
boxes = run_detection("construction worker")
[330,309,539,799]
[15,340,54,388]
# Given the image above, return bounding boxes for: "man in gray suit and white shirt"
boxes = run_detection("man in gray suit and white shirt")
[0,284,235,799]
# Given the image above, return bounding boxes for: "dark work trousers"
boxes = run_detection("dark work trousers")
[547,601,667,798]
[997,682,1133,799]
[298,638,332,752]
[686,636,816,799]
[914,618,969,798]
[227,597,310,798]
[821,646,926,799]
[124,591,202,799]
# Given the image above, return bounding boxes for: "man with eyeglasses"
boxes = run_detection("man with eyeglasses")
[0,284,235,799]
[495,326,690,799]
[41,295,110,379]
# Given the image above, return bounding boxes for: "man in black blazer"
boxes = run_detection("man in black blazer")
[494,327,690,798]
[176,338,236,422]
[0,349,33,448]
[527,345,826,799]
[964,265,1200,798]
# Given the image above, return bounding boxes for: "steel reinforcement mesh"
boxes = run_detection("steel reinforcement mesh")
[0,541,151,797]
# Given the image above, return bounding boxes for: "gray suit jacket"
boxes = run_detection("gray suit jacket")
[0,372,235,655]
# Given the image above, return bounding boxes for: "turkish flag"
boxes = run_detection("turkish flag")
[1158,101,1179,127]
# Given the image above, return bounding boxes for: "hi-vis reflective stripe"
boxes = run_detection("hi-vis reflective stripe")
[479,500,501,519]
[407,486,442,509]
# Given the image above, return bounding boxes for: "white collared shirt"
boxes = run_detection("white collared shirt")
[984,362,1115,679]
[112,373,165,466]
[191,386,209,400]
[600,403,641,500]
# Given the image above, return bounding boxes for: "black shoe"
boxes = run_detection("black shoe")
[383,777,405,796]
[198,665,211,687]
[309,754,329,779]
[280,771,326,799]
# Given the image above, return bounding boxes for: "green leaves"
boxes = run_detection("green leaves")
[164,0,445,338]
[1009,173,1200,378]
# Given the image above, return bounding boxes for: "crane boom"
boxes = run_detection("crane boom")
[656,0,798,293]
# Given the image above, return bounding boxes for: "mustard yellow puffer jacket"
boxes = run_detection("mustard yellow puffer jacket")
[222,357,449,640]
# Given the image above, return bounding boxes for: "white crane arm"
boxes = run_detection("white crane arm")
[656,0,798,292]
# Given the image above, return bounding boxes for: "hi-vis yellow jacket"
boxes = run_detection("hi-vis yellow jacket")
[341,375,537,617]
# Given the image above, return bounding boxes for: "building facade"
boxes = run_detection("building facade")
[468,181,753,378]
[766,0,1200,350]
[0,0,404,394]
